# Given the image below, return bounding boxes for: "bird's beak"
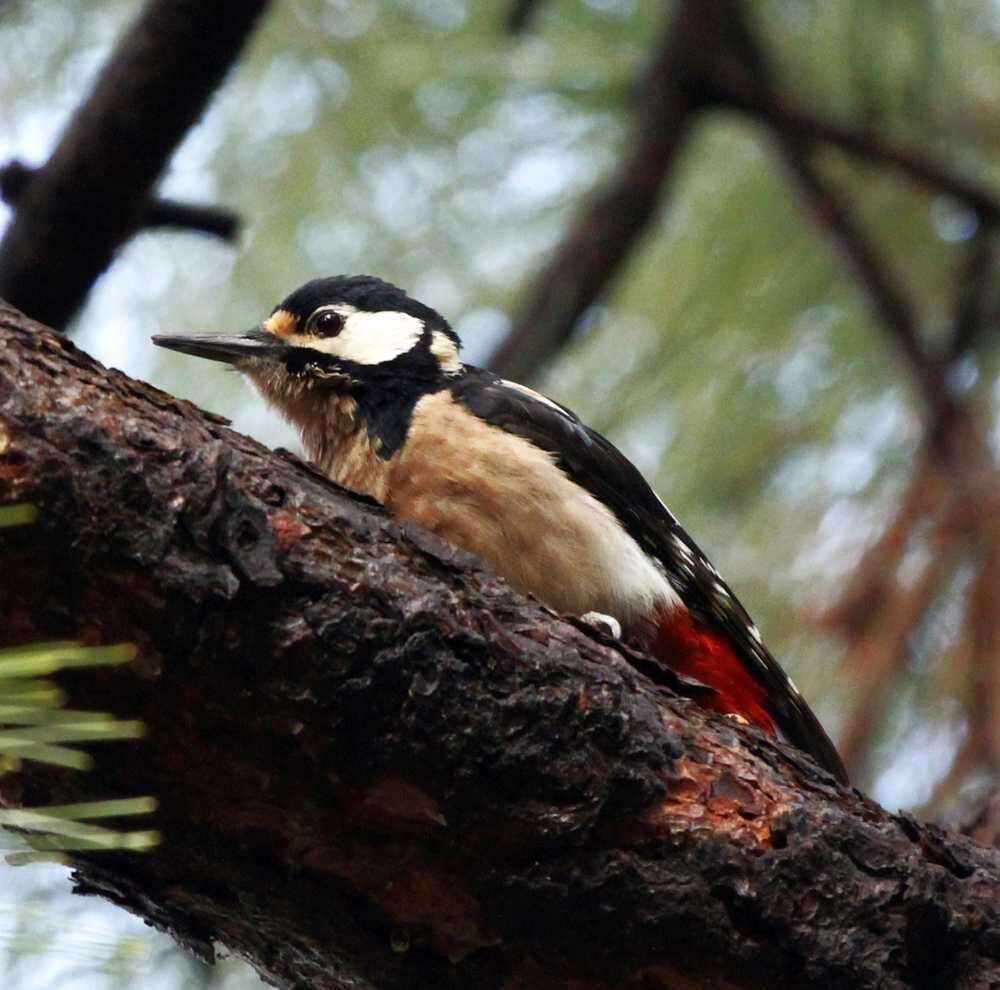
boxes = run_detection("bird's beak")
[152,329,285,365]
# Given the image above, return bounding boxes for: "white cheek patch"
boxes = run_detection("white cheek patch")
[303,309,424,365]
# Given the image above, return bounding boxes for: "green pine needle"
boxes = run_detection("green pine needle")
[0,506,158,865]
[0,504,38,528]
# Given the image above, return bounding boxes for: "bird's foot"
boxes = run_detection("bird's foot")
[580,611,622,640]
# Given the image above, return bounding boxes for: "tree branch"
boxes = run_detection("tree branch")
[0,304,997,989]
[505,0,544,35]
[488,3,707,381]
[0,160,240,241]
[715,92,1000,225]
[0,0,268,331]
[949,229,998,361]
[496,0,1000,389]
[704,1,967,434]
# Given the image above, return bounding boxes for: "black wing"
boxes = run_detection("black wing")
[452,368,847,783]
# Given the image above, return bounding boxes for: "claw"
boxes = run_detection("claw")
[580,611,622,640]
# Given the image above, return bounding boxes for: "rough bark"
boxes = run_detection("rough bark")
[0,302,997,990]
[0,0,267,330]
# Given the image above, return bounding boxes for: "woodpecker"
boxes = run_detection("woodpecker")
[154,274,848,783]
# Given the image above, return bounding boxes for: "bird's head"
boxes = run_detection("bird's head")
[153,275,464,408]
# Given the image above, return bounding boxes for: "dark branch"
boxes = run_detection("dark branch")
[496,0,1000,389]
[489,4,707,380]
[717,1,968,437]
[505,0,544,34]
[776,145,955,419]
[0,160,239,241]
[0,0,268,331]
[949,229,997,361]
[1,304,998,990]
[716,92,1000,225]
[142,199,239,240]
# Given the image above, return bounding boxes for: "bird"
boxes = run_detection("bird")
[153,274,848,784]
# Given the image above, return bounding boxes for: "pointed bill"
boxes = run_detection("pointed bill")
[151,331,284,365]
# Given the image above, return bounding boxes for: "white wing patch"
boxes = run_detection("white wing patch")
[500,379,568,415]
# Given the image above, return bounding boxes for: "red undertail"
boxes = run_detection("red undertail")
[651,605,775,734]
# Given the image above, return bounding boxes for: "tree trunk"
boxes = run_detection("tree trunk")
[0,303,997,990]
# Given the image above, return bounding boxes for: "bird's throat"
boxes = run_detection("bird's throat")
[247,372,393,504]
[300,395,391,503]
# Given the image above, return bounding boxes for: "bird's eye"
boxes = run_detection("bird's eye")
[308,309,344,337]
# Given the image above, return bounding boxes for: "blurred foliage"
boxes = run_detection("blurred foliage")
[1,0,999,985]
[0,878,257,990]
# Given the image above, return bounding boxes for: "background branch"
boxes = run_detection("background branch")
[495,0,1000,393]
[505,0,543,35]
[488,4,705,383]
[0,0,268,331]
[717,93,1000,225]
[0,160,239,241]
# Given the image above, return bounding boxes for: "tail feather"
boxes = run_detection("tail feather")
[645,605,849,784]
